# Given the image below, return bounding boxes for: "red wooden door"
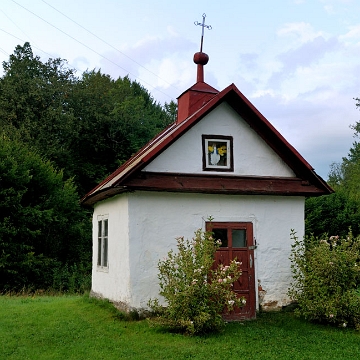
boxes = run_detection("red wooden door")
[206,222,256,320]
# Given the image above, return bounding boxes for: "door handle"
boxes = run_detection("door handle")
[250,254,253,268]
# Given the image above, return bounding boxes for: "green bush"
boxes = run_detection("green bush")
[288,230,360,329]
[148,229,246,335]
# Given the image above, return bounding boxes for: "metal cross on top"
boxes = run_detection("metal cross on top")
[194,13,212,53]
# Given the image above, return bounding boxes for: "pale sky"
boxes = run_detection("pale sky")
[1,0,360,180]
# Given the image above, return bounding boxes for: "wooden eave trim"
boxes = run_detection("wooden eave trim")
[81,186,128,207]
[121,172,330,196]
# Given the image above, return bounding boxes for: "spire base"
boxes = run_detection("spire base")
[193,52,209,83]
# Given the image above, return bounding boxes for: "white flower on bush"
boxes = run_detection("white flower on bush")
[241,298,246,305]
[149,228,244,335]
[289,230,360,331]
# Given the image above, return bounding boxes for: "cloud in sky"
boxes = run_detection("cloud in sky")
[277,22,325,44]
[277,36,340,72]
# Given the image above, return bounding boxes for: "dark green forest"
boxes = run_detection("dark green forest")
[1,43,360,292]
[0,43,176,291]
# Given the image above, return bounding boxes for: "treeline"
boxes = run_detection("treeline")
[0,43,176,292]
[2,42,360,292]
[306,110,360,238]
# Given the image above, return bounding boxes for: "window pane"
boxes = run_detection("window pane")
[213,228,228,247]
[232,229,247,248]
[97,237,102,266]
[208,141,228,166]
[98,221,102,237]
[103,237,108,266]
[104,219,108,237]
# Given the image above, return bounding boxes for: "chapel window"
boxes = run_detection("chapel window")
[97,216,108,268]
[202,135,233,171]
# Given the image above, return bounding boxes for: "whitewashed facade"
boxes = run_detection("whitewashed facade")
[92,191,304,311]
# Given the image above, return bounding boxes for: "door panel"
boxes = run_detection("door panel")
[232,250,248,267]
[207,222,256,320]
[214,250,230,266]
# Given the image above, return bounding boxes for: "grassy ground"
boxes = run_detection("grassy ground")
[1,295,360,360]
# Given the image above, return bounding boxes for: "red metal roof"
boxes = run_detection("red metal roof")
[81,82,333,206]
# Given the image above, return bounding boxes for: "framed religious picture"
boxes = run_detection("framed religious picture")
[202,135,234,171]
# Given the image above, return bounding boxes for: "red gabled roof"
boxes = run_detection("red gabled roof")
[81,83,333,206]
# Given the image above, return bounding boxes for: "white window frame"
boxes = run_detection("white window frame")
[97,215,109,269]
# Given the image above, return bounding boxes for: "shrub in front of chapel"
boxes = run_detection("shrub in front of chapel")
[148,229,246,335]
[288,230,360,329]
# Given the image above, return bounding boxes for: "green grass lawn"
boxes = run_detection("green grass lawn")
[1,295,360,360]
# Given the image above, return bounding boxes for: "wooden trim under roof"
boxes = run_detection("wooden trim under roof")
[82,172,331,206]
[124,172,329,196]
[81,83,333,207]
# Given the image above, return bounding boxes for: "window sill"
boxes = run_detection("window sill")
[96,266,109,273]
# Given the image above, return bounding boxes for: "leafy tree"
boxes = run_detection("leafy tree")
[0,134,90,290]
[0,43,176,290]
[0,42,77,171]
[164,100,178,123]
[0,43,175,195]
[305,98,360,238]
[68,71,175,193]
[305,191,360,238]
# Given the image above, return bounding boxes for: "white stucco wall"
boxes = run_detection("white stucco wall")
[91,194,131,305]
[90,100,307,311]
[144,102,295,177]
[125,191,304,310]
